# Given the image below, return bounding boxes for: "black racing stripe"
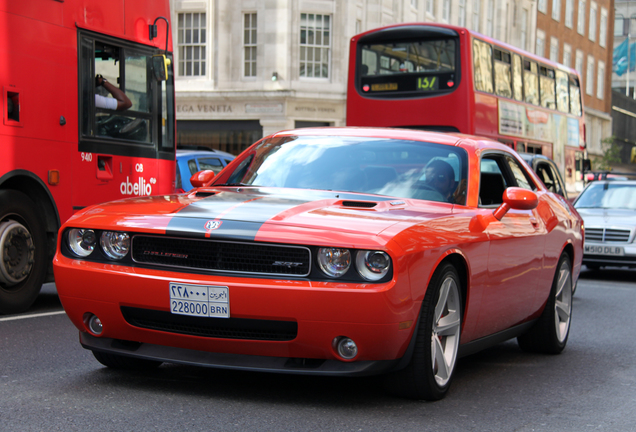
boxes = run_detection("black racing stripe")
[166,188,394,240]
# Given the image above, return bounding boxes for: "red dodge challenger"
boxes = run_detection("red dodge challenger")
[53,127,583,400]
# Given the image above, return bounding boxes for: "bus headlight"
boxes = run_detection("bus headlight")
[356,250,391,281]
[100,231,130,260]
[67,229,96,257]
[317,247,351,278]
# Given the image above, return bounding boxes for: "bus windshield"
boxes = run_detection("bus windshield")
[357,36,458,97]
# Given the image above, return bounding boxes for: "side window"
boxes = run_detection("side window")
[78,31,175,156]
[473,39,494,93]
[523,59,539,105]
[536,163,557,193]
[506,156,534,190]
[512,54,523,101]
[569,74,582,116]
[479,157,508,206]
[555,70,570,113]
[187,159,198,175]
[198,157,224,174]
[539,66,556,110]
[494,49,512,98]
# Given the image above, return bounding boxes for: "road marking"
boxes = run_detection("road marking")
[0,310,66,322]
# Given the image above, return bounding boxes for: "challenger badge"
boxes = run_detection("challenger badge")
[205,220,222,230]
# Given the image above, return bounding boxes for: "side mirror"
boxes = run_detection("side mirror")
[190,170,215,188]
[152,55,171,81]
[493,187,538,220]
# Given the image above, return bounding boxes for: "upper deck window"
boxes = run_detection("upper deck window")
[473,39,493,93]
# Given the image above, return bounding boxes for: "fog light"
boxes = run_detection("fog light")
[88,314,103,335]
[334,337,358,360]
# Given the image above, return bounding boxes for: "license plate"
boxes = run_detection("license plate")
[169,282,229,318]
[584,245,625,256]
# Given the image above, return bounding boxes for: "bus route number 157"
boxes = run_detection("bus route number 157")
[417,77,438,92]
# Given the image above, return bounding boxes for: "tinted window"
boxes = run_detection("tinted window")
[198,157,224,173]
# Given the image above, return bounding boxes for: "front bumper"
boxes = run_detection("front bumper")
[582,241,636,267]
[55,256,419,370]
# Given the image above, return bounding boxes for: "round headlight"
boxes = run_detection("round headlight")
[317,247,351,278]
[100,231,130,260]
[67,229,96,257]
[356,250,391,281]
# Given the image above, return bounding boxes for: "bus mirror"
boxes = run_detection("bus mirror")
[152,55,171,81]
[582,158,592,172]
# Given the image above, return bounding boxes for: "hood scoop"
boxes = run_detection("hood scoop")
[341,200,377,208]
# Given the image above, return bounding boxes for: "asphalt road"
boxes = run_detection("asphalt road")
[1,268,635,431]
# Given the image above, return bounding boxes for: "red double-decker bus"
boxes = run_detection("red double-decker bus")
[346,23,586,196]
[0,0,175,313]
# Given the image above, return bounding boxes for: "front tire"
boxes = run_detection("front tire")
[386,263,463,400]
[518,253,573,354]
[0,190,48,314]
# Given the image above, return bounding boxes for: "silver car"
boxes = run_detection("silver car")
[573,180,636,269]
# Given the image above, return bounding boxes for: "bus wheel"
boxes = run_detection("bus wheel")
[0,190,47,314]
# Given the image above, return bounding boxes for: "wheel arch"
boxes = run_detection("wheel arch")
[440,252,469,320]
[0,169,61,281]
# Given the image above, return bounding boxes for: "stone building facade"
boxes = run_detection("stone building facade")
[170,0,609,157]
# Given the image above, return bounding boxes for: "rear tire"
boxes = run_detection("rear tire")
[518,254,572,354]
[92,350,163,370]
[0,190,48,314]
[384,263,462,400]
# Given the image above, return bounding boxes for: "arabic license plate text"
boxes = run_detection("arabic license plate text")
[584,245,625,256]
[169,282,229,318]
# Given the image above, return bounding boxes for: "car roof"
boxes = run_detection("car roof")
[176,148,234,158]
[267,127,513,154]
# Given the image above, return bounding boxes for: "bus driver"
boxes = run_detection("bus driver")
[95,74,132,111]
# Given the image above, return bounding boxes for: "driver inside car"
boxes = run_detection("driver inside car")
[423,159,457,203]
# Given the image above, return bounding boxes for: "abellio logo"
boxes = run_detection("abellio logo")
[120,176,153,196]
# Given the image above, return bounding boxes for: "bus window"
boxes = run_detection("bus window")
[512,54,523,101]
[79,31,175,156]
[539,66,556,110]
[523,60,539,105]
[569,75,582,116]
[473,39,493,93]
[555,70,570,113]
[361,49,378,75]
[494,49,512,98]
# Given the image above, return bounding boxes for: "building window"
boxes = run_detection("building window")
[599,8,607,47]
[577,0,586,35]
[575,49,584,76]
[565,0,574,28]
[177,12,206,77]
[589,2,597,42]
[443,0,451,22]
[552,0,561,21]
[472,0,481,31]
[486,0,494,37]
[563,43,572,67]
[550,37,559,62]
[458,0,467,26]
[521,9,528,50]
[538,0,547,14]
[586,55,594,95]
[243,13,257,78]
[411,0,418,7]
[300,13,331,79]
[596,60,605,99]
[615,15,625,37]
[427,0,435,16]
[536,30,546,58]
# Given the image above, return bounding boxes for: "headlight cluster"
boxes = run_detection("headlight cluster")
[317,247,391,281]
[67,229,130,260]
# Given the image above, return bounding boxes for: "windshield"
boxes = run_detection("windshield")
[574,183,636,209]
[218,135,469,204]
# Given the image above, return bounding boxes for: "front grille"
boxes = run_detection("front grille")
[585,228,631,243]
[121,307,298,341]
[132,235,311,276]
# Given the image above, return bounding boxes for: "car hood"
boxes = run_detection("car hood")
[576,208,636,228]
[70,187,453,244]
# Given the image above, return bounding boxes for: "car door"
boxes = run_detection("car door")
[474,152,547,338]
